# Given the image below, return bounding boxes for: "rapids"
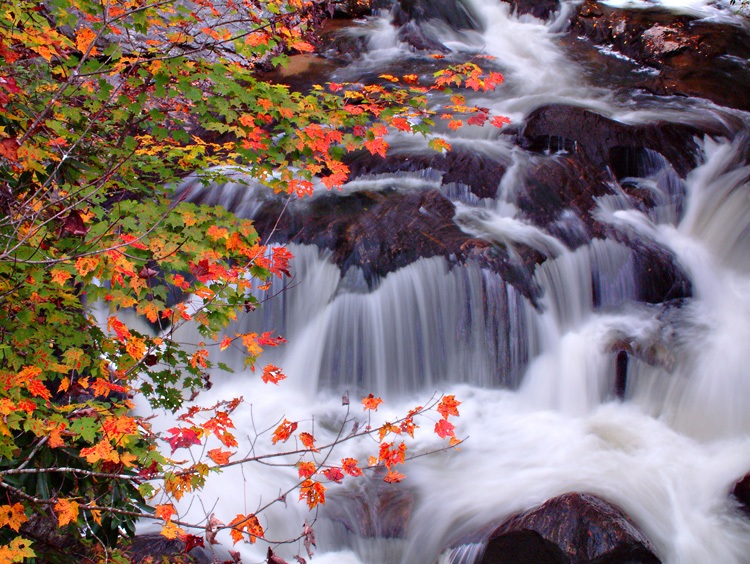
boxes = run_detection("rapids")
[143,1,750,563]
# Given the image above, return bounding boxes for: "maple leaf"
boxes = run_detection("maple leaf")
[437,395,461,419]
[303,521,316,558]
[75,27,97,55]
[298,461,316,478]
[167,427,202,453]
[448,120,463,131]
[51,268,72,285]
[290,41,314,52]
[229,513,264,544]
[183,534,205,553]
[262,364,286,384]
[323,467,344,483]
[0,503,28,532]
[428,138,451,153]
[160,521,183,540]
[362,394,383,411]
[272,419,297,444]
[207,448,232,465]
[364,137,388,158]
[491,115,511,128]
[390,117,411,132]
[434,418,455,439]
[220,336,233,351]
[257,331,286,346]
[80,440,120,464]
[299,432,317,451]
[155,504,175,522]
[341,458,363,476]
[299,480,326,509]
[383,470,406,483]
[54,498,79,527]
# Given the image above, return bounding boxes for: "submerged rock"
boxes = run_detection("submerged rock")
[479,493,661,564]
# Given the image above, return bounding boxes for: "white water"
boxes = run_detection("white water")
[146,2,750,564]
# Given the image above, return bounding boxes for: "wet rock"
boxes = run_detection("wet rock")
[345,148,507,199]
[518,103,726,177]
[568,0,750,111]
[324,481,415,539]
[398,20,452,52]
[393,0,480,30]
[514,154,611,244]
[732,473,750,516]
[503,0,561,20]
[252,188,541,301]
[480,493,661,564]
[126,534,212,563]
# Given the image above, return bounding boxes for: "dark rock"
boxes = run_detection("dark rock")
[345,149,507,199]
[504,0,561,20]
[398,20,452,52]
[568,0,750,111]
[518,104,726,177]
[480,493,661,564]
[479,530,570,563]
[393,0,480,30]
[732,473,750,516]
[324,481,415,539]
[126,534,212,563]
[252,188,541,302]
[514,154,611,244]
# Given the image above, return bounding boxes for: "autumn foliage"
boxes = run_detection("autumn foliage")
[0,0,502,560]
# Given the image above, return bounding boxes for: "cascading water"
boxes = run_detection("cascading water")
[148,1,750,563]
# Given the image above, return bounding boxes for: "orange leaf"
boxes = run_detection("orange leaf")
[228,513,264,544]
[437,395,461,419]
[298,461,316,478]
[75,28,97,55]
[54,498,79,527]
[341,458,362,476]
[155,504,175,522]
[207,448,232,465]
[261,364,285,384]
[383,470,406,483]
[299,432,317,451]
[289,41,314,52]
[299,480,326,509]
[362,394,383,411]
[0,503,28,532]
[272,419,297,444]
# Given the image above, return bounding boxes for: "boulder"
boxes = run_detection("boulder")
[518,104,726,177]
[732,473,750,516]
[503,0,561,20]
[345,148,507,199]
[480,493,661,564]
[252,188,541,301]
[392,0,480,30]
[568,0,750,111]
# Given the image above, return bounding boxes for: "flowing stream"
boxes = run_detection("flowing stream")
[146,1,750,563]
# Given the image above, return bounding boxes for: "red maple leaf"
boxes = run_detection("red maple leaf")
[362,393,383,411]
[323,467,344,483]
[167,427,201,453]
[434,418,455,439]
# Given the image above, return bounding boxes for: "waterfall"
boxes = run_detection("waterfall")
[147,1,750,563]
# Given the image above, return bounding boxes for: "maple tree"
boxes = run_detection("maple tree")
[0,0,503,561]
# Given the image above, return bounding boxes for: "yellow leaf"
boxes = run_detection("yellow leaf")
[50,268,72,285]
[54,498,79,527]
